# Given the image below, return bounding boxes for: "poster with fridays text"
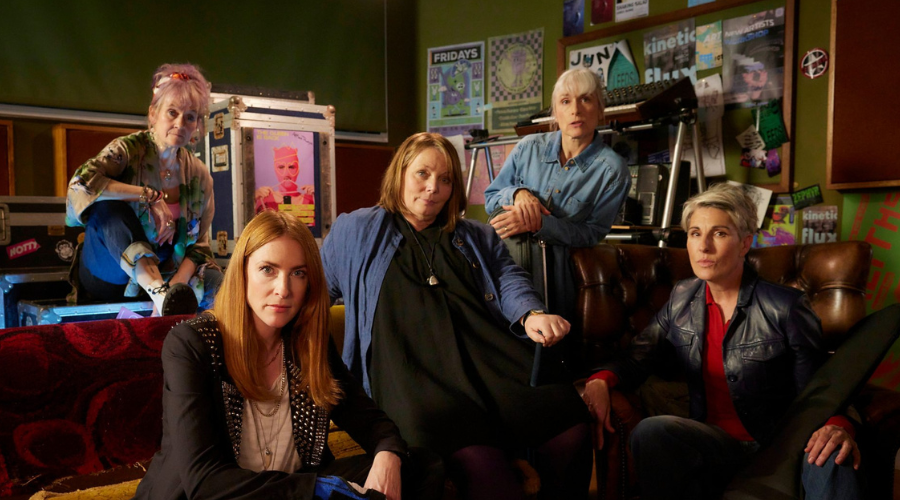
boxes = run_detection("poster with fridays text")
[488,28,543,135]
[427,42,485,138]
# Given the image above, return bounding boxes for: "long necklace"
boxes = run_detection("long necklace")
[252,402,277,469]
[403,218,440,286]
[251,340,287,469]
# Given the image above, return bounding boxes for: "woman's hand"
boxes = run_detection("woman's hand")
[489,190,549,239]
[522,313,570,347]
[149,202,176,245]
[364,451,402,500]
[804,424,861,469]
[513,189,550,231]
[582,378,616,450]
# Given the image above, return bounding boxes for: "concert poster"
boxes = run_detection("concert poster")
[615,0,648,22]
[754,195,797,248]
[696,21,723,70]
[564,0,585,37]
[567,40,639,90]
[252,129,317,227]
[801,205,838,244]
[722,9,785,108]
[643,19,697,84]
[427,41,485,138]
[591,0,614,24]
[488,28,543,135]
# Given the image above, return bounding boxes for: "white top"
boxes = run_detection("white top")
[237,376,301,473]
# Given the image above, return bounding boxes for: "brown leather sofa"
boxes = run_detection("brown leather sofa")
[571,241,900,500]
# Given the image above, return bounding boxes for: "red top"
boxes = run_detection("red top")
[703,285,755,441]
[588,284,854,440]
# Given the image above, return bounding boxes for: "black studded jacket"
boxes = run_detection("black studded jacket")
[134,315,407,500]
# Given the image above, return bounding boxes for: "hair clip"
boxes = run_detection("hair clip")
[153,72,191,95]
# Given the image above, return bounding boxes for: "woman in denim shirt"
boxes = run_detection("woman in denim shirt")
[484,68,631,373]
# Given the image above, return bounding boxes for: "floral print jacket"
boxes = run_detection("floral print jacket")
[66,130,215,296]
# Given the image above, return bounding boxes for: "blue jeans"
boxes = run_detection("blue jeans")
[630,415,862,500]
[78,201,221,310]
[801,451,863,500]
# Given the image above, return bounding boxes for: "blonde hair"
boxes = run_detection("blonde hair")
[551,68,606,122]
[681,183,759,238]
[148,63,211,138]
[378,132,467,232]
[212,211,341,408]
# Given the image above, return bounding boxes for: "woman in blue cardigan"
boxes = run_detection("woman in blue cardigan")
[322,132,592,500]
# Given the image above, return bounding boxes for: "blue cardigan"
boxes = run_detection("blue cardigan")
[321,206,544,395]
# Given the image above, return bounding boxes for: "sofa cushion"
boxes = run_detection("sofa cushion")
[0,316,189,497]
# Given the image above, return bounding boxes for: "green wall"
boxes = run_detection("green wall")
[0,0,388,134]
[413,0,900,389]
[415,0,843,221]
[1,0,419,195]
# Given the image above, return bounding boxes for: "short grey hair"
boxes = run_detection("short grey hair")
[681,183,758,238]
[551,68,605,120]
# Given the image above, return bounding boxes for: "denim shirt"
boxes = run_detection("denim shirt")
[484,130,630,247]
[321,207,544,395]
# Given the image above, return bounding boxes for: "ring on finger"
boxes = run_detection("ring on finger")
[166,220,174,228]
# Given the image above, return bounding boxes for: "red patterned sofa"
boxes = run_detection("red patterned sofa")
[0,307,394,500]
[0,315,190,498]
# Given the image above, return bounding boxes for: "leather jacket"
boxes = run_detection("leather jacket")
[603,265,825,442]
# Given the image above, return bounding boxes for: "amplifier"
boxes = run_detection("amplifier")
[626,162,692,226]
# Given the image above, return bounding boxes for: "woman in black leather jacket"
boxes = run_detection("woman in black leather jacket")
[581,183,862,500]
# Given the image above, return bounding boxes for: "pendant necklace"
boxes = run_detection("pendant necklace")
[403,218,440,286]
[251,339,286,469]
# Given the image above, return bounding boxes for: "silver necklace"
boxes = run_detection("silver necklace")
[251,340,286,469]
[253,341,287,417]
[403,218,440,286]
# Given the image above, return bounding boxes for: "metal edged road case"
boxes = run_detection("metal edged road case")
[0,196,84,328]
[18,299,154,326]
[202,88,337,264]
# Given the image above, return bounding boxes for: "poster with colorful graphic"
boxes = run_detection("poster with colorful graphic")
[643,19,697,84]
[722,9,785,108]
[564,0,585,37]
[463,144,517,205]
[427,42,485,138]
[253,129,317,228]
[488,29,543,135]
[842,191,900,391]
[754,195,797,247]
[568,40,640,90]
[696,21,723,70]
[592,0,614,24]
[801,205,838,244]
[616,0,649,22]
